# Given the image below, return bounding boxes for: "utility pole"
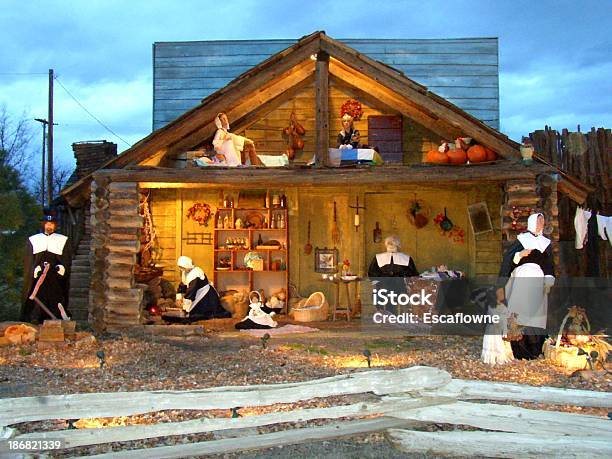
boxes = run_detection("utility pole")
[47,68,54,207]
[34,118,48,210]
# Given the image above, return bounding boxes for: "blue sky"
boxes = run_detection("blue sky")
[1,0,610,173]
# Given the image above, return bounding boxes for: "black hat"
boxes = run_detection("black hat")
[41,207,59,223]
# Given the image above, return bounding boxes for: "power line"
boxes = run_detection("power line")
[0,72,49,75]
[54,76,132,148]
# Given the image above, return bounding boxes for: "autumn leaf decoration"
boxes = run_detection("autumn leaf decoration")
[340,99,363,121]
[433,212,465,244]
[187,202,213,226]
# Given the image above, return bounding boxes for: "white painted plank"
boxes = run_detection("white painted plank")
[0,366,451,426]
[387,429,612,459]
[428,378,612,407]
[387,400,612,437]
[75,417,415,459]
[3,397,453,450]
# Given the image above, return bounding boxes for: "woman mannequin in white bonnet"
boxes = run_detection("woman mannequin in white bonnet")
[497,212,554,359]
[163,256,230,323]
[212,113,261,166]
[367,235,418,278]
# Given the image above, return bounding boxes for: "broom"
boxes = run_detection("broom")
[332,201,340,245]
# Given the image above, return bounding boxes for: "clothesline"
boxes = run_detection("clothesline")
[574,207,611,249]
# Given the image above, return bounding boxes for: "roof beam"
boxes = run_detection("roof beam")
[329,60,462,140]
[96,163,551,188]
[160,59,314,160]
[162,71,316,160]
[315,51,330,167]
[320,36,519,158]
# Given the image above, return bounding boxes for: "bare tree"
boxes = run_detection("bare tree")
[0,104,34,169]
[30,161,74,206]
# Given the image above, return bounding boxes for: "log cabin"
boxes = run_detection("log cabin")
[59,32,591,332]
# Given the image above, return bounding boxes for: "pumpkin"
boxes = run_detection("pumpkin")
[447,148,467,164]
[425,149,449,164]
[485,147,497,161]
[467,145,487,163]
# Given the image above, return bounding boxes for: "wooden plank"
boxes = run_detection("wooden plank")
[387,430,612,459]
[315,51,330,167]
[389,400,612,437]
[428,378,612,407]
[0,366,451,426]
[73,417,415,459]
[119,163,550,189]
[8,397,452,450]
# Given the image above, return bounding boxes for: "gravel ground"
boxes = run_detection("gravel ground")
[1,318,610,458]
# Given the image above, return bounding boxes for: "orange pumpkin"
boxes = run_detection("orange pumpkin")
[484,147,497,161]
[447,148,467,164]
[467,145,487,163]
[425,149,449,164]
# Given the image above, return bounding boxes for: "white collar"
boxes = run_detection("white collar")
[376,252,411,267]
[30,233,68,255]
[517,232,550,253]
[185,266,205,285]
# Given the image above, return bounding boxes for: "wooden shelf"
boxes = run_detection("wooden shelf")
[213,195,289,313]
[215,248,286,252]
[214,269,287,273]
[214,228,287,231]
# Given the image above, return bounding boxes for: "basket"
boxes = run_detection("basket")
[543,309,598,371]
[292,292,329,322]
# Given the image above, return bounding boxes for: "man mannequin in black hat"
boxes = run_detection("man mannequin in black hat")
[20,209,72,323]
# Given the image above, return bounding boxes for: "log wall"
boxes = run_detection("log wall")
[90,178,143,333]
[501,176,560,277]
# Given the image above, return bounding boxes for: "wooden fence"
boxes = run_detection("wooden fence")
[530,126,611,278]
[529,126,610,213]
[1,366,611,458]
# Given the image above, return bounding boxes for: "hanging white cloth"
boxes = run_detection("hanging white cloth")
[596,214,608,241]
[574,207,590,249]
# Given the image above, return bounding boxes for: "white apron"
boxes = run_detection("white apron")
[505,263,548,329]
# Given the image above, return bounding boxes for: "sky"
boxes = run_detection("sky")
[0,0,610,175]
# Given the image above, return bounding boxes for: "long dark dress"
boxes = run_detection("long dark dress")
[21,233,71,323]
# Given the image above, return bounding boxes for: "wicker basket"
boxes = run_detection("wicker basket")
[543,310,599,371]
[292,292,329,322]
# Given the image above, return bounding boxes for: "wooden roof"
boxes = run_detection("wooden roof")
[62,31,526,204]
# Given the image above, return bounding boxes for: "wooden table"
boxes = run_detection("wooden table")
[321,277,362,321]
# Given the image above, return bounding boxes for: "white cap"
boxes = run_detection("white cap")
[177,256,194,270]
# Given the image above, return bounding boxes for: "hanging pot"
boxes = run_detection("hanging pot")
[440,208,454,232]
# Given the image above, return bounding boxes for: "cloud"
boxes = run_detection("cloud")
[500,61,612,140]
[0,73,151,169]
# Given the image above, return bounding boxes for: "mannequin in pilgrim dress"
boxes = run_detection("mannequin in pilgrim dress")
[367,236,418,278]
[497,213,554,359]
[163,256,230,323]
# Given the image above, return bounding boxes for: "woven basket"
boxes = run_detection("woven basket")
[543,311,596,371]
[292,292,329,322]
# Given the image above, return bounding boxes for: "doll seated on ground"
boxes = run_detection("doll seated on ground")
[235,291,278,330]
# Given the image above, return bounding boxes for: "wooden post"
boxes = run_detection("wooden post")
[315,51,329,167]
[47,68,54,205]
